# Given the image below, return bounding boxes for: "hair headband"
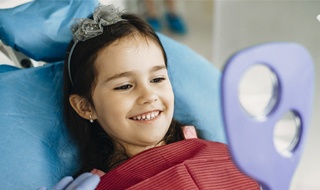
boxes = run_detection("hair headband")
[68,4,125,86]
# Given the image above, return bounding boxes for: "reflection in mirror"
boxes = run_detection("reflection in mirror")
[238,64,278,119]
[273,111,301,157]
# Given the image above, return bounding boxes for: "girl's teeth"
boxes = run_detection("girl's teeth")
[132,111,159,121]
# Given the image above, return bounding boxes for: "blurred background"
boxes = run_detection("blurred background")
[1,0,320,189]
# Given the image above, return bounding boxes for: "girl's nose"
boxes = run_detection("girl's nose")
[137,84,158,105]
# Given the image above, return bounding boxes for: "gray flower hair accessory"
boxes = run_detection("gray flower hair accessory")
[71,4,125,42]
[68,4,125,86]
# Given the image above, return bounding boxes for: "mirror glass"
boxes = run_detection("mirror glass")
[273,111,301,157]
[238,64,278,119]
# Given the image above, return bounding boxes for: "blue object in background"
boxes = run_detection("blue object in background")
[165,13,187,34]
[0,0,99,63]
[0,64,19,73]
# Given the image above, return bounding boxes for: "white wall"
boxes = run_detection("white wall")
[101,0,126,9]
[0,0,32,9]
[213,1,320,189]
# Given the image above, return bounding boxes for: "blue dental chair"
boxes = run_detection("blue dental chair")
[0,1,225,189]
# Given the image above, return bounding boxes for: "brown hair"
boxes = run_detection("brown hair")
[63,13,184,175]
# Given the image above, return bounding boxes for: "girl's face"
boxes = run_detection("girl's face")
[91,35,174,156]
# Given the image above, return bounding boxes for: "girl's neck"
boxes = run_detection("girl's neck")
[106,140,166,172]
[119,140,166,158]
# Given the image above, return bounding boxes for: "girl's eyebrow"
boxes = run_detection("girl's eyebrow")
[105,65,167,82]
[150,65,166,73]
[105,71,134,83]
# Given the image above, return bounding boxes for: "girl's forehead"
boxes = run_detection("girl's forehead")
[108,34,158,51]
[112,34,151,45]
[96,35,161,62]
[94,35,165,74]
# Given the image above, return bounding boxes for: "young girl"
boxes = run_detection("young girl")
[61,4,259,189]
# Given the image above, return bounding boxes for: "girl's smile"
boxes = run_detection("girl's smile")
[130,110,161,121]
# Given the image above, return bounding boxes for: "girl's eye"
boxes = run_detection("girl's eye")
[151,77,165,83]
[114,84,133,91]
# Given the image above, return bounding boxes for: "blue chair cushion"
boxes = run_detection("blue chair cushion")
[0,62,78,189]
[0,64,20,73]
[0,0,98,62]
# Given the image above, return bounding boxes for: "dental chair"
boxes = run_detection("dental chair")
[0,1,314,190]
[0,0,225,189]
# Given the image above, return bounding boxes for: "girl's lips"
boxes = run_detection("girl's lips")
[130,111,161,121]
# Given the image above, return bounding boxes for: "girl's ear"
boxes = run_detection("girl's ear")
[69,94,96,120]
